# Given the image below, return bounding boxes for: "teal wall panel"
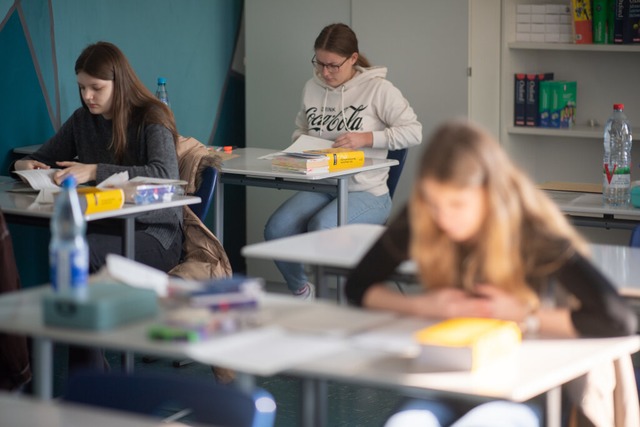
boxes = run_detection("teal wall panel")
[52,0,242,142]
[0,11,54,173]
[21,0,57,125]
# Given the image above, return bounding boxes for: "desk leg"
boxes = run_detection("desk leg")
[315,265,328,299]
[122,217,135,259]
[546,386,562,427]
[337,179,348,226]
[33,337,53,399]
[214,182,224,243]
[301,377,328,427]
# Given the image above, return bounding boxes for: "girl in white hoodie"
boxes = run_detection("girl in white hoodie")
[264,23,423,298]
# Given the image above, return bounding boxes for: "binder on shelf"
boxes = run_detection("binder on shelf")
[539,80,553,128]
[549,81,577,129]
[592,0,609,43]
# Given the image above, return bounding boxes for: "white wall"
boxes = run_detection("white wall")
[245,0,471,283]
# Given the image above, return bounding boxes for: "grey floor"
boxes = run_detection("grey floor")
[44,280,405,427]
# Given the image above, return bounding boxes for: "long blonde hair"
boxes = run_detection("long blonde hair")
[409,120,587,306]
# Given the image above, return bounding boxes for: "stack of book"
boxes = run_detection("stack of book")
[271,149,365,174]
[271,152,330,174]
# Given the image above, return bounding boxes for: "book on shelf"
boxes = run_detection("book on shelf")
[525,72,554,127]
[514,73,526,126]
[303,148,365,171]
[571,0,593,44]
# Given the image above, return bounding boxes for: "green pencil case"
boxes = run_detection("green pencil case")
[43,283,158,330]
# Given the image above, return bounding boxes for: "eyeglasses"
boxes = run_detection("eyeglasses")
[311,55,350,73]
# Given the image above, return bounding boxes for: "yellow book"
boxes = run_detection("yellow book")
[414,318,521,372]
[76,187,125,214]
[303,148,365,171]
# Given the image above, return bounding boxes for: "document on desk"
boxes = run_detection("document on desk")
[258,135,334,160]
[185,326,346,376]
[13,169,60,191]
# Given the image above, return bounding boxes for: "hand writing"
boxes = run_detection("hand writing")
[411,288,492,319]
[332,132,373,149]
[54,161,97,185]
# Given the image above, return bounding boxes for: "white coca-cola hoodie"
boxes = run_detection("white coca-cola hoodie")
[293,66,423,196]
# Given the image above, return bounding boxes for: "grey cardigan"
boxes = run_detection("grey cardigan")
[22,107,182,249]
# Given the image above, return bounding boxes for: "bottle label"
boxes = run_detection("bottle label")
[50,244,89,298]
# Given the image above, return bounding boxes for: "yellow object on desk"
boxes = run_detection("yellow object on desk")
[304,148,365,171]
[76,187,124,214]
[414,317,521,372]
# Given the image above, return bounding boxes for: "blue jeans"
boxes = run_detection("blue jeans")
[384,399,541,427]
[264,190,392,293]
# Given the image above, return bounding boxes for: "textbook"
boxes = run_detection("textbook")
[76,187,125,214]
[413,318,521,372]
[271,152,330,174]
[303,148,365,171]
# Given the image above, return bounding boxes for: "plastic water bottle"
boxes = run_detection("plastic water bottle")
[49,175,88,299]
[603,104,633,206]
[155,77,170,108]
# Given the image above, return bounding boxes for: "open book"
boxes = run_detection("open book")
[14,169,61,190]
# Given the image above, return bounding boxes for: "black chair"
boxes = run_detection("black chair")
[386,148,408,199]
[63,370,276,427]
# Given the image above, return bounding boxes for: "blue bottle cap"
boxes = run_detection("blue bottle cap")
[157,77,166,84]
[61,175,77,189]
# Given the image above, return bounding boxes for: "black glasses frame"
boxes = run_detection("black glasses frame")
[311,55,350,73]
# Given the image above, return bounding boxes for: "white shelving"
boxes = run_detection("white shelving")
[500,0,640,185]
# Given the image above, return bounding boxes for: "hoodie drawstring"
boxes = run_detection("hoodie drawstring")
[319,86,348,137]
[319,88,329,137]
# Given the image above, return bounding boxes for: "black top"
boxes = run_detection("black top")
[345,205,638,337]
[21,107,182,250]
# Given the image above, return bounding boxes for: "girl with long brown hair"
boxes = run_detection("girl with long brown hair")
[346,120,637,426]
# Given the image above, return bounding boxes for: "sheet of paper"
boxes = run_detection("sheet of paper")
[97,171,129,188]
[128,176,188,185]
[14,169,60,190]
[105,254,169,296]
[258,135,335,160]
[185,326,346,376]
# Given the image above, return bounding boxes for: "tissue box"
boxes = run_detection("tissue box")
[414,318,521,372]
[43,283,158,330]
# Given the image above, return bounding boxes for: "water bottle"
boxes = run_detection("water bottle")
[49,175,88,299]
[155,77,170,108]
[603,104,633,206]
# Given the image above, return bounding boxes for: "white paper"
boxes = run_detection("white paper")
[105,254,169,296]
[14,169,60,190]
[185,326,346,376]
[97,171,129,188]
[258,135,335,160]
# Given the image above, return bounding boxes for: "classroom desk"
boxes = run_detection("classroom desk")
[0,392,199,427]
[546,190,640,230]
[0,286,637,427]
[213,147,398,243]
[241,223,640,299]
[0,176,200,258]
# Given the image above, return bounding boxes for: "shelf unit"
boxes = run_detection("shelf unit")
[500,0,640,185]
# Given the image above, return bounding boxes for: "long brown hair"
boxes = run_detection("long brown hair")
[74,41,178,162]
[314,23,371,67]
[409,120,587,306]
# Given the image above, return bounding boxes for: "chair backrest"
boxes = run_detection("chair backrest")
[630,225,640,247]
[190,166,218,221]
[386,149,408,199]
[63,370,276,427]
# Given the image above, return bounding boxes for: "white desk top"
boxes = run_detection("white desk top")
[0,176,200,221]
[0,285,637,404]
[0,393,193,427]
[242,223,640,297]
[221,147,398,181]
[546,190,640,219]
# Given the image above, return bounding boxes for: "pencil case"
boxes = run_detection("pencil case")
[42,283,158,330]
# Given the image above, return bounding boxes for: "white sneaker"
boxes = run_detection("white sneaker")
[294,283,315,300]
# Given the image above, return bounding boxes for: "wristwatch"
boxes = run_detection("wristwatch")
[520,312,540,336]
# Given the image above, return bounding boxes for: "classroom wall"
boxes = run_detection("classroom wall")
[0,0,244,286]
